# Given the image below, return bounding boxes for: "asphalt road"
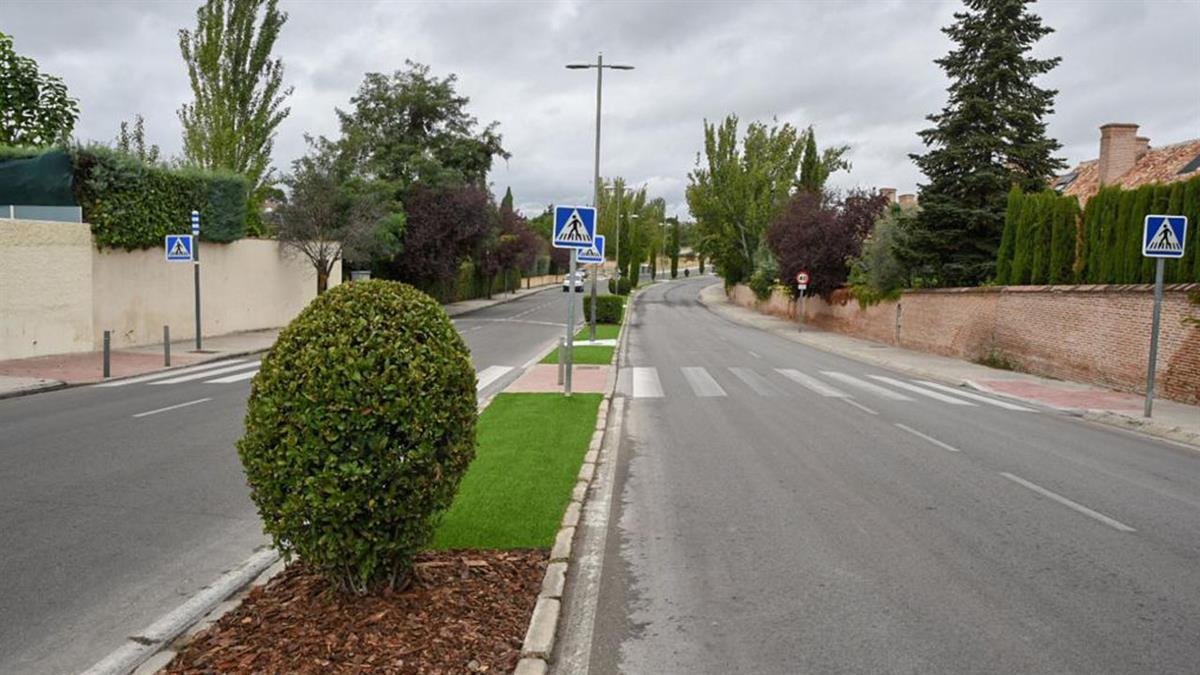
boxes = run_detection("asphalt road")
[567,277,1200,675]
[0,284,583,675]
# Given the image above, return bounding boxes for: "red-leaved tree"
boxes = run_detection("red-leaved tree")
[385,183,492,292]
[766,189,888,297]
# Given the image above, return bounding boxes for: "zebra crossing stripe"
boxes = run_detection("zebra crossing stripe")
[150,361,261,385]
[681,367,727,397]
[93,359,248,387]
[728,367,778,396]
[869,376,976,405]
[775,369,848,397]
[205,369,260,384]
[631,367,664,398]
[822,372,914,401]
[914,381,1035,411]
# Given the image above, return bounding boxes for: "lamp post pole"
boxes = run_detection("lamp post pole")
[567,53,633,341]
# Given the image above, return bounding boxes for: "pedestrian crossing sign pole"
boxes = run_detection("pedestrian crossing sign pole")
[1140,214,1187,418]
[553,205,598,396]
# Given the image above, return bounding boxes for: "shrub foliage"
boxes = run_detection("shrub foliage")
[583,294,624,324]
[237,280,477,594]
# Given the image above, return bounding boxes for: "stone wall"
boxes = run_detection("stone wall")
[729,282,1200,405]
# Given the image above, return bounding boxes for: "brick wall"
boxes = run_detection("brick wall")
[729,283,1200,405]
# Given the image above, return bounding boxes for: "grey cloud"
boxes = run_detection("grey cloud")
[4,0,1198,219]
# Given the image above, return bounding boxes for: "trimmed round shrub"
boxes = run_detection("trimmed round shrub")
[583,294,625,324]
[238,280,476,593]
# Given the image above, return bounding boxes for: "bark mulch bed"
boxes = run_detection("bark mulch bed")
[162,549,547,674]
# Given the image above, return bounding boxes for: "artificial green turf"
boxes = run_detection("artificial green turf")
[539,345,615,365]
[575,323,621,341]
[431,392,603,550]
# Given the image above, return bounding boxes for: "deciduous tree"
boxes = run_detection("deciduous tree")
[0,31,78,145]
[767,189,888,298]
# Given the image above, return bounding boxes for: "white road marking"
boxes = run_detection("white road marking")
[915,381,1036,411]
[870,376,976,405]
[822,371,914,401]
[1000,472,1136,532]
[476,365,514,391]
[132,398,212,418]
[776,369,848,397]
[844,399,878,415]
[681,367,727,397]
[631,367,664,398]
[895,423,961,452]
[728,367,777,396]
[94,359,247,387]
[150,361,261,385]
[205,369,260,384]
[748,350,762,359]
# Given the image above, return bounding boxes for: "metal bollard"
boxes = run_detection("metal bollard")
[164,325,171,366]
[557,338,565,385]
[102,330,111,378]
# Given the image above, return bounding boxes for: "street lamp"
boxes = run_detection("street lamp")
[566,53,633,340]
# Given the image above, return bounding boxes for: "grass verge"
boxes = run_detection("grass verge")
[540,345,615,365]
[431,392,603,550]
[575,323,621,341]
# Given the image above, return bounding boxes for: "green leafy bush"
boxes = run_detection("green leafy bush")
[607,277,633,295]
[237,280,477,594]
[73,145,248,249]
[583,294,624,324]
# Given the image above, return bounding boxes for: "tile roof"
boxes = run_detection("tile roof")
[1057,138,1200,203]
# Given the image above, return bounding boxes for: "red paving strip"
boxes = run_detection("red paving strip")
[976,379,1143,411]
[505,364,608,393]
[0,350,208,384]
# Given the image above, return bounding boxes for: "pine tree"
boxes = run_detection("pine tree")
[902,0,1065,287]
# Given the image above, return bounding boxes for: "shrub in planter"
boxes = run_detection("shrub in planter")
[238,280,476,594]
[583,294,625,324]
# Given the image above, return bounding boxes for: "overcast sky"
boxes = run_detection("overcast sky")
[5,0,1198,217]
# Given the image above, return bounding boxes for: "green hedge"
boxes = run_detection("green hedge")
[0,145,250,250]
[583,294,624,324]
[73,146,248,249]
[607,277,633,296]
[997,176,1200,285]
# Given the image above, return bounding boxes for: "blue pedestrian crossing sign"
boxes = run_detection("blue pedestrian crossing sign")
[165,234,194,262]
[1142,215,1187,259]
[553,205,596,249]
[578,234,605,264]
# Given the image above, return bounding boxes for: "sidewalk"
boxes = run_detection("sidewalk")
[0,282,562,400]
[698,283,1200,449]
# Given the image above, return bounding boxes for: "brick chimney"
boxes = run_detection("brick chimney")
[898,194,917,209]
[879,187,898,204]
[1098,123,1140,186]
[1135,135,1151,159]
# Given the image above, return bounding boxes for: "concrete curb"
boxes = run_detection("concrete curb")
[517,289,630,672]
[81,548,282,675]
[697,283,1200,451]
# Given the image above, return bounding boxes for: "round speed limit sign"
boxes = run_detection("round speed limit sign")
[795,270,810,285]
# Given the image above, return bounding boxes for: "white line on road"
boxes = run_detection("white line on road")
[681,367,727,397]
[728,367,777,396]
[150,361,260,385]
[915,381,1036,411]
[895,423,961,452]
[822,371,915,401]
[132,398,212,418]
[748,350,762,359]
[870,376,976,405]
[776,369,848,397]
[476,365,514,391]
[631,367,664,398]
[844,399,878,415]
[1000,472,1136,532]
[93,359,247,387]
[205,369,260,384]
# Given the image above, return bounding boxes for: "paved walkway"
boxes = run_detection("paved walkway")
[504,364,609,393]
[0,282,561,399]
[698,283,1200,449]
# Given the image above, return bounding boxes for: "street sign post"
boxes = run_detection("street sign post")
[553,206,597,396]
[191,210,202,351]
[795,270,810,329]
[1141,215,1188,418]
[165,234,193,261]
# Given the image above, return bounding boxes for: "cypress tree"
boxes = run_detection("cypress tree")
[995,186,1022,284]
[1126,187,1153,283]
[903,0,1064,287]
[1048,195,1076,284]
[1166,182,1185,283]
[1028,194,1048,284]
[1010,196,1032,284]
